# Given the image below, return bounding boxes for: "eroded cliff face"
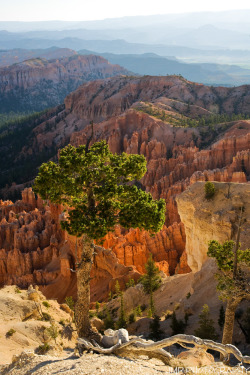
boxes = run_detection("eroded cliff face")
[0,55,127,112]
[0,188,141,302]
[64,75,250,120]
[69,111,250,275]
[176,182,250,272]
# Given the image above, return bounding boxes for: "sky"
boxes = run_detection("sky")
[1,0,250,21]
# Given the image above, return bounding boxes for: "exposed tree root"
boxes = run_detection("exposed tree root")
[78,334,250,366]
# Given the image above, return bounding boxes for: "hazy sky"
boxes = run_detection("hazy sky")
[1,0,250,21]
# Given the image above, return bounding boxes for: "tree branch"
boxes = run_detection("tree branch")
[77,334,250,365]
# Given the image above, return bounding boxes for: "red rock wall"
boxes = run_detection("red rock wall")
[0,55,126,93]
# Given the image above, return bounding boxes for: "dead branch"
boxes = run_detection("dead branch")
[77,333,250,365]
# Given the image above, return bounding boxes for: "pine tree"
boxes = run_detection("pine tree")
[140,254,162,314]
[207,231,250,346]
[149,315,163,340]
[115,280,121,296]
[104,310,115,330]
[117,291,127,329]
[33,140,165,339]
[194,304,218,340]
[170,312,186,335]
[204,181,215,199]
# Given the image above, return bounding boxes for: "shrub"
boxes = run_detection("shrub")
[36,342,50,354]
[42,301,50,308]
[104,311,115,330]
[97,309,106,320]
[126,278,135,288]
[89,310,95,318]
[129,313,136,324]
[65,296,75,311]
[15,287,21,294]
[6,328,16,337]
[148,308,153,318]
[46,323,59,343]
[205,182,215,199]
[41,312,51,321]
[134,305,142,317]
[95,301,100,312]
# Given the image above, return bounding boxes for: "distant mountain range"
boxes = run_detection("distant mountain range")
[2,10,250,50]
[2,10,250,34]
[80,51,250,85]
[1,47,250,89]
[1,30,250,67]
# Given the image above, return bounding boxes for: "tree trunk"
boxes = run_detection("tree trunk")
[221,298,240,362]
[222,298,239,346]
[74,234,100,341]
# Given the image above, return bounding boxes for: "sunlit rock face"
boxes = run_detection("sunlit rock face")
[176,181,250,272]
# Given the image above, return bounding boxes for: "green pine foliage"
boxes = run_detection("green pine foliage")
[207,240,250,300]
[117,292,127,329]
[115,280,121,296]
[134,305,142,317]
[129,312,136,324]
[46,323,59,343]
[33,141,166,240]
[33,140,166,336]
[126,278,135,288]
[194,304,218,340]
[170,312,187,335]
[149,315,163,340]
[140,254,162,314]
[65,296,75,311]
[104,310,115,330]
[95,302,100,312]
[140,255,162,294]
[204,182,215,199]
[208,240,250,273]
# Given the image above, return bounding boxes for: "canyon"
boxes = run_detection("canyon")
[0,75,250,302]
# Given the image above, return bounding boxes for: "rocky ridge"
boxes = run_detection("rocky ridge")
[0,54,127,112]
[0,47,78,67]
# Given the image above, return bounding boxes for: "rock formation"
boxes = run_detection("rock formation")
[0,188,141,302]
[176,181,250,271]
[0,54,127,112]
[0,47,78,67]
